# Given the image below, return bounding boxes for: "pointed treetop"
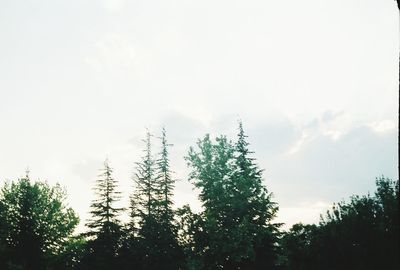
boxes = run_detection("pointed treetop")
[24,166,30,180]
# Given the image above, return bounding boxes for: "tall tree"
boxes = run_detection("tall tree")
[185,122,280,269]
[81,159,123,270]
[156,127,175,224]
[130,128,183,270]
[186,134,236,269]
[131,130,157,220]
[130,130,160,269]
[0,173,79,270]
[230,121,280,269]
[154,127,184,269]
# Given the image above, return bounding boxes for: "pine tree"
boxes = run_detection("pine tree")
[82,159,123,270]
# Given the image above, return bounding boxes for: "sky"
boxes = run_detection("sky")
[0,0,398,231]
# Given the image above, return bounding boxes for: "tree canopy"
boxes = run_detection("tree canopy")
[0,174,79,270]
[0,123,398,270]
[185,122,281,269]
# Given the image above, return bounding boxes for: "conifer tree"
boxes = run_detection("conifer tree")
[156,127,174,223]
[230,121,280,269]
[81,159,123,270]
[154,127,183,269]
[131,130,157,220]
[130,128,183,270]
[130,130,159,269]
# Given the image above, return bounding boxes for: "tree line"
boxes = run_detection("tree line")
[0,123,398,270]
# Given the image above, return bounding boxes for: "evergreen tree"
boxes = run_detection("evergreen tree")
[156,127,175,224]
[230,121,280,269]
[81,159,123,270]
[155,127,184,269]
[130,130,160,269]
[130,128,183,270]
[131,130,157,220]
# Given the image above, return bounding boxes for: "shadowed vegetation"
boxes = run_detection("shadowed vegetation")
[0,124,398,269]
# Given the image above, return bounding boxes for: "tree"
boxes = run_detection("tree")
[80,159,123,270]
[154,127,184,269]
[280,223,318,270]
[176,205,208,270]
[156,127,175,225]
[229,121,280,269]
[129,130,158,269]
[129,128,183,270]
[131,130,157,220]
[185,122,280,269]
[186,134,235,269]
[281,176,399,270]
[0,173,79,270]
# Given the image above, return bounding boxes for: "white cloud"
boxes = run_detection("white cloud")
[368,120,397,134]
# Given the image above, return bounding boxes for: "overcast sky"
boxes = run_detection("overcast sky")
[0,0,398,230]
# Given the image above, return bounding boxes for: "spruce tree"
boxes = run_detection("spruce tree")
[130,130,159,269]
[230,121,280,269]
[131,130,157,219]
[156,127,174,223]
[82,159,123,270]
[155,127,183,269]
[130,128,183,270]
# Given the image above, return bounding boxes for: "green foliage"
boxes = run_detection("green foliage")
[185,122,281,269]
[176,205,207,270]
[280,223,317,270]
[1,123,398,270]
[129,128,183,270]
[80,160,123,270]
[0,175,79,270]
[131,130,157,220]
[281,176,400,270]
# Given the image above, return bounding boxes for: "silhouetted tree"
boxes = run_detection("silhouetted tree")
[281,176,399,270]
[80,160,123,270]
[129,130,158,269]
[154,127,184,269]
[0,173,79,270]
[176,204,207,270]
[129,129,183,270]
[280,223,318,270]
